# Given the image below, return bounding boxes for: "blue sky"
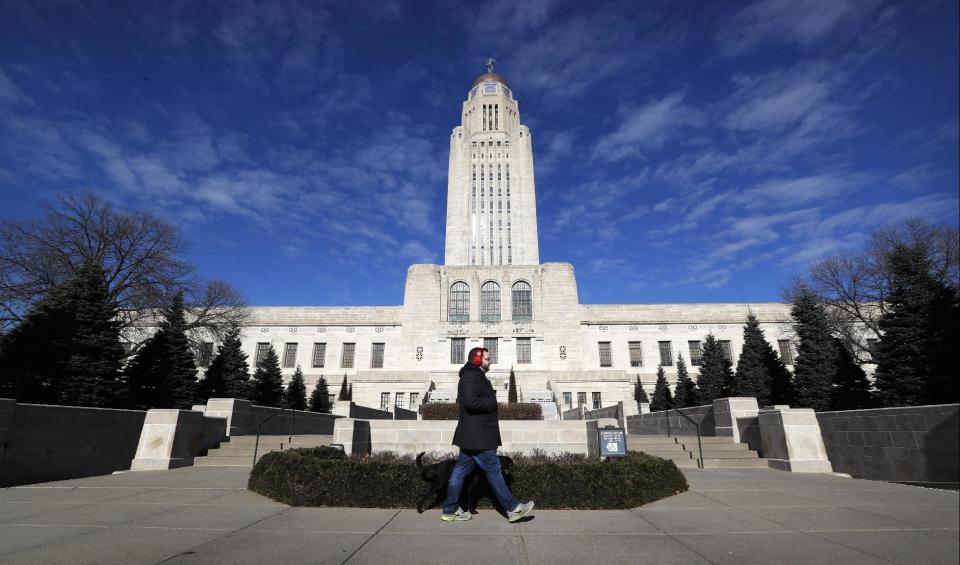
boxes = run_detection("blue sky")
[1,0,957,307]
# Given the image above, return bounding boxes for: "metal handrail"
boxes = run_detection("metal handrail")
[664,402,704,469]
[251,405,297,466]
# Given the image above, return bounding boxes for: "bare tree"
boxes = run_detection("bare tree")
[0,192,248,352]
[786,218,959,363]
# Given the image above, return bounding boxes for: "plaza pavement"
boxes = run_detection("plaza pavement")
[0,465,957,565]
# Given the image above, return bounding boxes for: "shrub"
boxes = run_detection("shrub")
[248,448,688,509]
[421,402,542,420]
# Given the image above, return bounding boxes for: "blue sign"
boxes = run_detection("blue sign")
[599,428,626,457]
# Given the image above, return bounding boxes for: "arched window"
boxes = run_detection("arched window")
[480,281,501,321]
[512,281,532,321]
[449,281,470,321]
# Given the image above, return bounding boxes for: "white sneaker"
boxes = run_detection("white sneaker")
[440,507,472,522]
[507,501,535,522]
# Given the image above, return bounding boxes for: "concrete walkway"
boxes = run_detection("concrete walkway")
[0,466,957,564]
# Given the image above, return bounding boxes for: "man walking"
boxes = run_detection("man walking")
[441,347,535,522]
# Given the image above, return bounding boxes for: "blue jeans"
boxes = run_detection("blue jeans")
[441,448,519,514]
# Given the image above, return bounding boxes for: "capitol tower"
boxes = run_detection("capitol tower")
[444,60,540,266]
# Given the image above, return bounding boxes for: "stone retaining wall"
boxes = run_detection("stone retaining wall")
[0,399,147,487]
[816,404,959,484]
[626,404,715,436]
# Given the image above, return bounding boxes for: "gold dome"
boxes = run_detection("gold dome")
[472,72,509,88]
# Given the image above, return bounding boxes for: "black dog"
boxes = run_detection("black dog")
[415,452,513,513]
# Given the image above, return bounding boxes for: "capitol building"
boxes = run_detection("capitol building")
[224,66,798,417]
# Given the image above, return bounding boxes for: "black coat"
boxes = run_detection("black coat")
[452,362,501,451]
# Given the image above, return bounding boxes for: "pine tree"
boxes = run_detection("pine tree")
[874,243,959,406]
[197,326,250,401]
[60,260,125,407]
[309,375,331,413]
[697,334,732,403]
[791,290,836,411]
[508,368,518,403]
[634,375,649,403]
[285,366,307,410]
[250,345,284,407]
[830,338,874,410]
[0,258,124,407]
[650,365,673,412]
[732,314,772,403]
[673,353,698,408]
[337,375,349,401]
[124,290,198,409]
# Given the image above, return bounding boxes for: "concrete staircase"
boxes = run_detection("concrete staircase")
[627,435,769,469]
[193,434,335,467]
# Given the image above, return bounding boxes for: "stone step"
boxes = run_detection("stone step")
[626,443,687,452]
[212,440,331,453]
[678,442,750,451]
[670,458,701,468]
[636,451,694,460]
[223,435,333,444]
[194,455,255,467]
[701,458,770,469]
[627,435,734,445]
[698,450,759,459]
[672,436,735,444]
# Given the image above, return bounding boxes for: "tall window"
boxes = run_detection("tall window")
[283,343,298,368]
[658,341,673,366]
[516,338,531,364]
[255,342,270,365]
[198,342,214,368]
[563,392,572,408]
[371,343,385,369]
[629,341,643,367]
[778,340,795,365]
[380,392,390,411]
[577,392,586,407]
[688,341,703,366]
[449,281,470,321]
[409,392,419,410]
[592,392,602,409]
[480,281,501,321]
[341,343,355,369]
[395,392,405,409]
[450,338,465,364]
[719,340,733,361]
[598,342,612,367]
[484,338,498,364]
[512,281,532,320]
[311,343,326,368]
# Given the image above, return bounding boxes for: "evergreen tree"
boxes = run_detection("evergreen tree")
[650,366,673,412]
[60,260,125,407]
[634,375,649,403]
[874,243,959,406]
[0,259,124,407]
[732,314,771,403]
[124,290,198,409]
[697,334,732,403]
[347,383,353,401]
[285,366,307,410]
[250,345,284,407]
[197,326,250,401]
[791,290,836,411]
[508,368,518,403]
[309,375,331,413]
[673,353,698,408]
[830,338,874,410]
[337,375,349,401]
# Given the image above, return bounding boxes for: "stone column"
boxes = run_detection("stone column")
[0,398,15,465]
[759,407,833,473]
[333,418,370,457]
[204,398,253,437]
[713,397,760,450]
[130,409,204,470]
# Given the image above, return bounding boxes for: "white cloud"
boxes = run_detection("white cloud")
[594,92,703,161]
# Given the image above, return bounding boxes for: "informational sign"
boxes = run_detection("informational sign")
[598,427,626,458]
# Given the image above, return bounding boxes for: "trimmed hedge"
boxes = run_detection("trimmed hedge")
[422,402,542,420]
[248,448,688,509]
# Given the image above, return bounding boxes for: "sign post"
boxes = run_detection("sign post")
[598,426,626,459]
